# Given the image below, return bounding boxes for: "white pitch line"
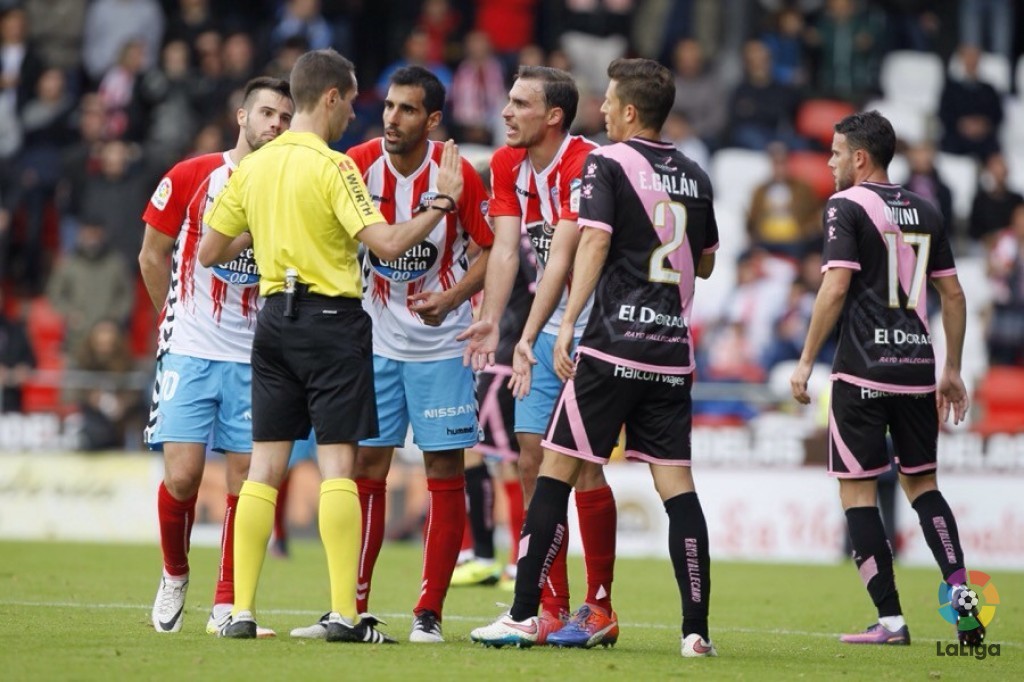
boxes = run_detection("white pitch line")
[1,599,1018,647]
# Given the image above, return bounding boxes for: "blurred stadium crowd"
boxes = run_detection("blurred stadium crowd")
[1,0,1023,449]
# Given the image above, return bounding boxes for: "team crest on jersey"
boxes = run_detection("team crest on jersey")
[212,246,260,286]
[569,178,583,212]
[151,177,172,210]
[369,241,439,283]
[417,191,442,212]
[480,199,489,217]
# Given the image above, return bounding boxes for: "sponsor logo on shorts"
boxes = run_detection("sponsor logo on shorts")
[423,403,476,419]
[446,426,475,436]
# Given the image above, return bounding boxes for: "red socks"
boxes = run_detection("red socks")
[576,485,617,613]
[414,476,465,617]
[503,478,524,570]
[213,493,238,605]
[355,478,387,613]
[157,482,197,577]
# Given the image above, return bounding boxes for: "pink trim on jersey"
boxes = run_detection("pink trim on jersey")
[625,450,692,467]
[931,267,957,278]
[822,260,861,272]
[541,439,608,465]
[592,142,698,367]
[702,243,719,254]
[832,372,935,394]
[578,218,613,233]
[899,461,938,475]
[828,403,894,479]
[577,346,695,375]
[838,185,928,329]
[628,138,676,150]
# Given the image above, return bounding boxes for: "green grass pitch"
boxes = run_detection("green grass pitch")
[1,539,1020,680]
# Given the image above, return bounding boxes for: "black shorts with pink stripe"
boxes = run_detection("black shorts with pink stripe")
[542,353,693,465]
[828,379,938,479]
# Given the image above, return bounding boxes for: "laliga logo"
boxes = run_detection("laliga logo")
[936,569,999,631]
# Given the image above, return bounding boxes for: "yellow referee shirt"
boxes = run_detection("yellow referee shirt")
[204,130,385,298]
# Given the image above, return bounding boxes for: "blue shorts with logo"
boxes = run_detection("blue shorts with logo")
[514,332,579,434]
[145,352,252,454]
[360,355,479,451]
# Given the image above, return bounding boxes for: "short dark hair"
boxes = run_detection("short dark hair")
[290,49,356,112]
[242,76,291,109]
[606,58,675,131]
[390,65,446,114]
[515,65,578,132]
[834,110,896,170]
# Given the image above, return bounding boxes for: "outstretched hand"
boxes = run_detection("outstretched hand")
[509,338,537,399]
[456,319,497,370]
[435,139,464,203]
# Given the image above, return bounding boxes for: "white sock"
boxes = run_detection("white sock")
[879,615,906,631]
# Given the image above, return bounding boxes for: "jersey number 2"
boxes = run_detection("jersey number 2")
[883,232,931,309]
[649,201,688,284]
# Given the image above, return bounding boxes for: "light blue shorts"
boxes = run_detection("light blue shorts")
[514,332,579,435]
[360,355,479,451]
[288,429,317,467]
[145,353,252,453]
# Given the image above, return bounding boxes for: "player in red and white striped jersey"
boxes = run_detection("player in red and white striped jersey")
[291,66,491,644]
[138,77,293,637]
[460,66,618,647]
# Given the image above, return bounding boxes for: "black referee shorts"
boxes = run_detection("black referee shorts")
[251,293,378,444]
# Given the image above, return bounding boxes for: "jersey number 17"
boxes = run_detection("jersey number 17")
[883,231,931,310]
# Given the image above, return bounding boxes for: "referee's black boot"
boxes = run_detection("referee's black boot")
[325,613,397,644]
[218,611,257,639]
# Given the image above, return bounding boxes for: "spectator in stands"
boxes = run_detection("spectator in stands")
[12,67,76,294]
[663,110,710,172]
[804,0,884,101]
[876,0,942,52]
[46,219,134,355]
[221,32,256,93]
[474,0,539,68]
[263,34,309,81]
[165,0,221,60]
[0,286,35,413]
[762,251,837,371]
[82,0,164,85]
[938,44,1003,161]
[57,94,107,252]
[71,318,143,450]
[270,0,333,53]
[747,142,822,258]
[727,39,803,150]
[959,0,1014,63]
[670,38,727,149]
[969,151,1024,246]
[1,5,43,113]
[133,40,199,168]
[417,0,463,66]
[79,140,152,271]
[450,30,506,145]
[24,0,86,86]
[902,140,953,237]
[558,0,633,94]
[985,203,1024,366]
[761,6,808,87]
[376,29,453,99]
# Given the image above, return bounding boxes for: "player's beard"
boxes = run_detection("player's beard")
[246,126,268,151]
[384,129,424,156]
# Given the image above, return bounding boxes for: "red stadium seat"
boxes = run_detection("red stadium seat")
[21,296,66,413]
[796,99,857,149]
[786,151,835,201]
[973,366,1024,436]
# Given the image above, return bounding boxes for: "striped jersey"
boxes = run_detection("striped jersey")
[576,137,719,374]
[822,182,957,392]
[142,152,260,363]
[347,138,493,361]
[488,134,595,336]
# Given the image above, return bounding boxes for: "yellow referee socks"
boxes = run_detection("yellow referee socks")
[319,478,361,621]
[232,480,278,616]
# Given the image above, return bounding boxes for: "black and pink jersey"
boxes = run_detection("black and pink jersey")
[822,181,957,393]
[576,138,719,374]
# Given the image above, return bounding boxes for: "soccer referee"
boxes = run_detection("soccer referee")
[197,48,464,642]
